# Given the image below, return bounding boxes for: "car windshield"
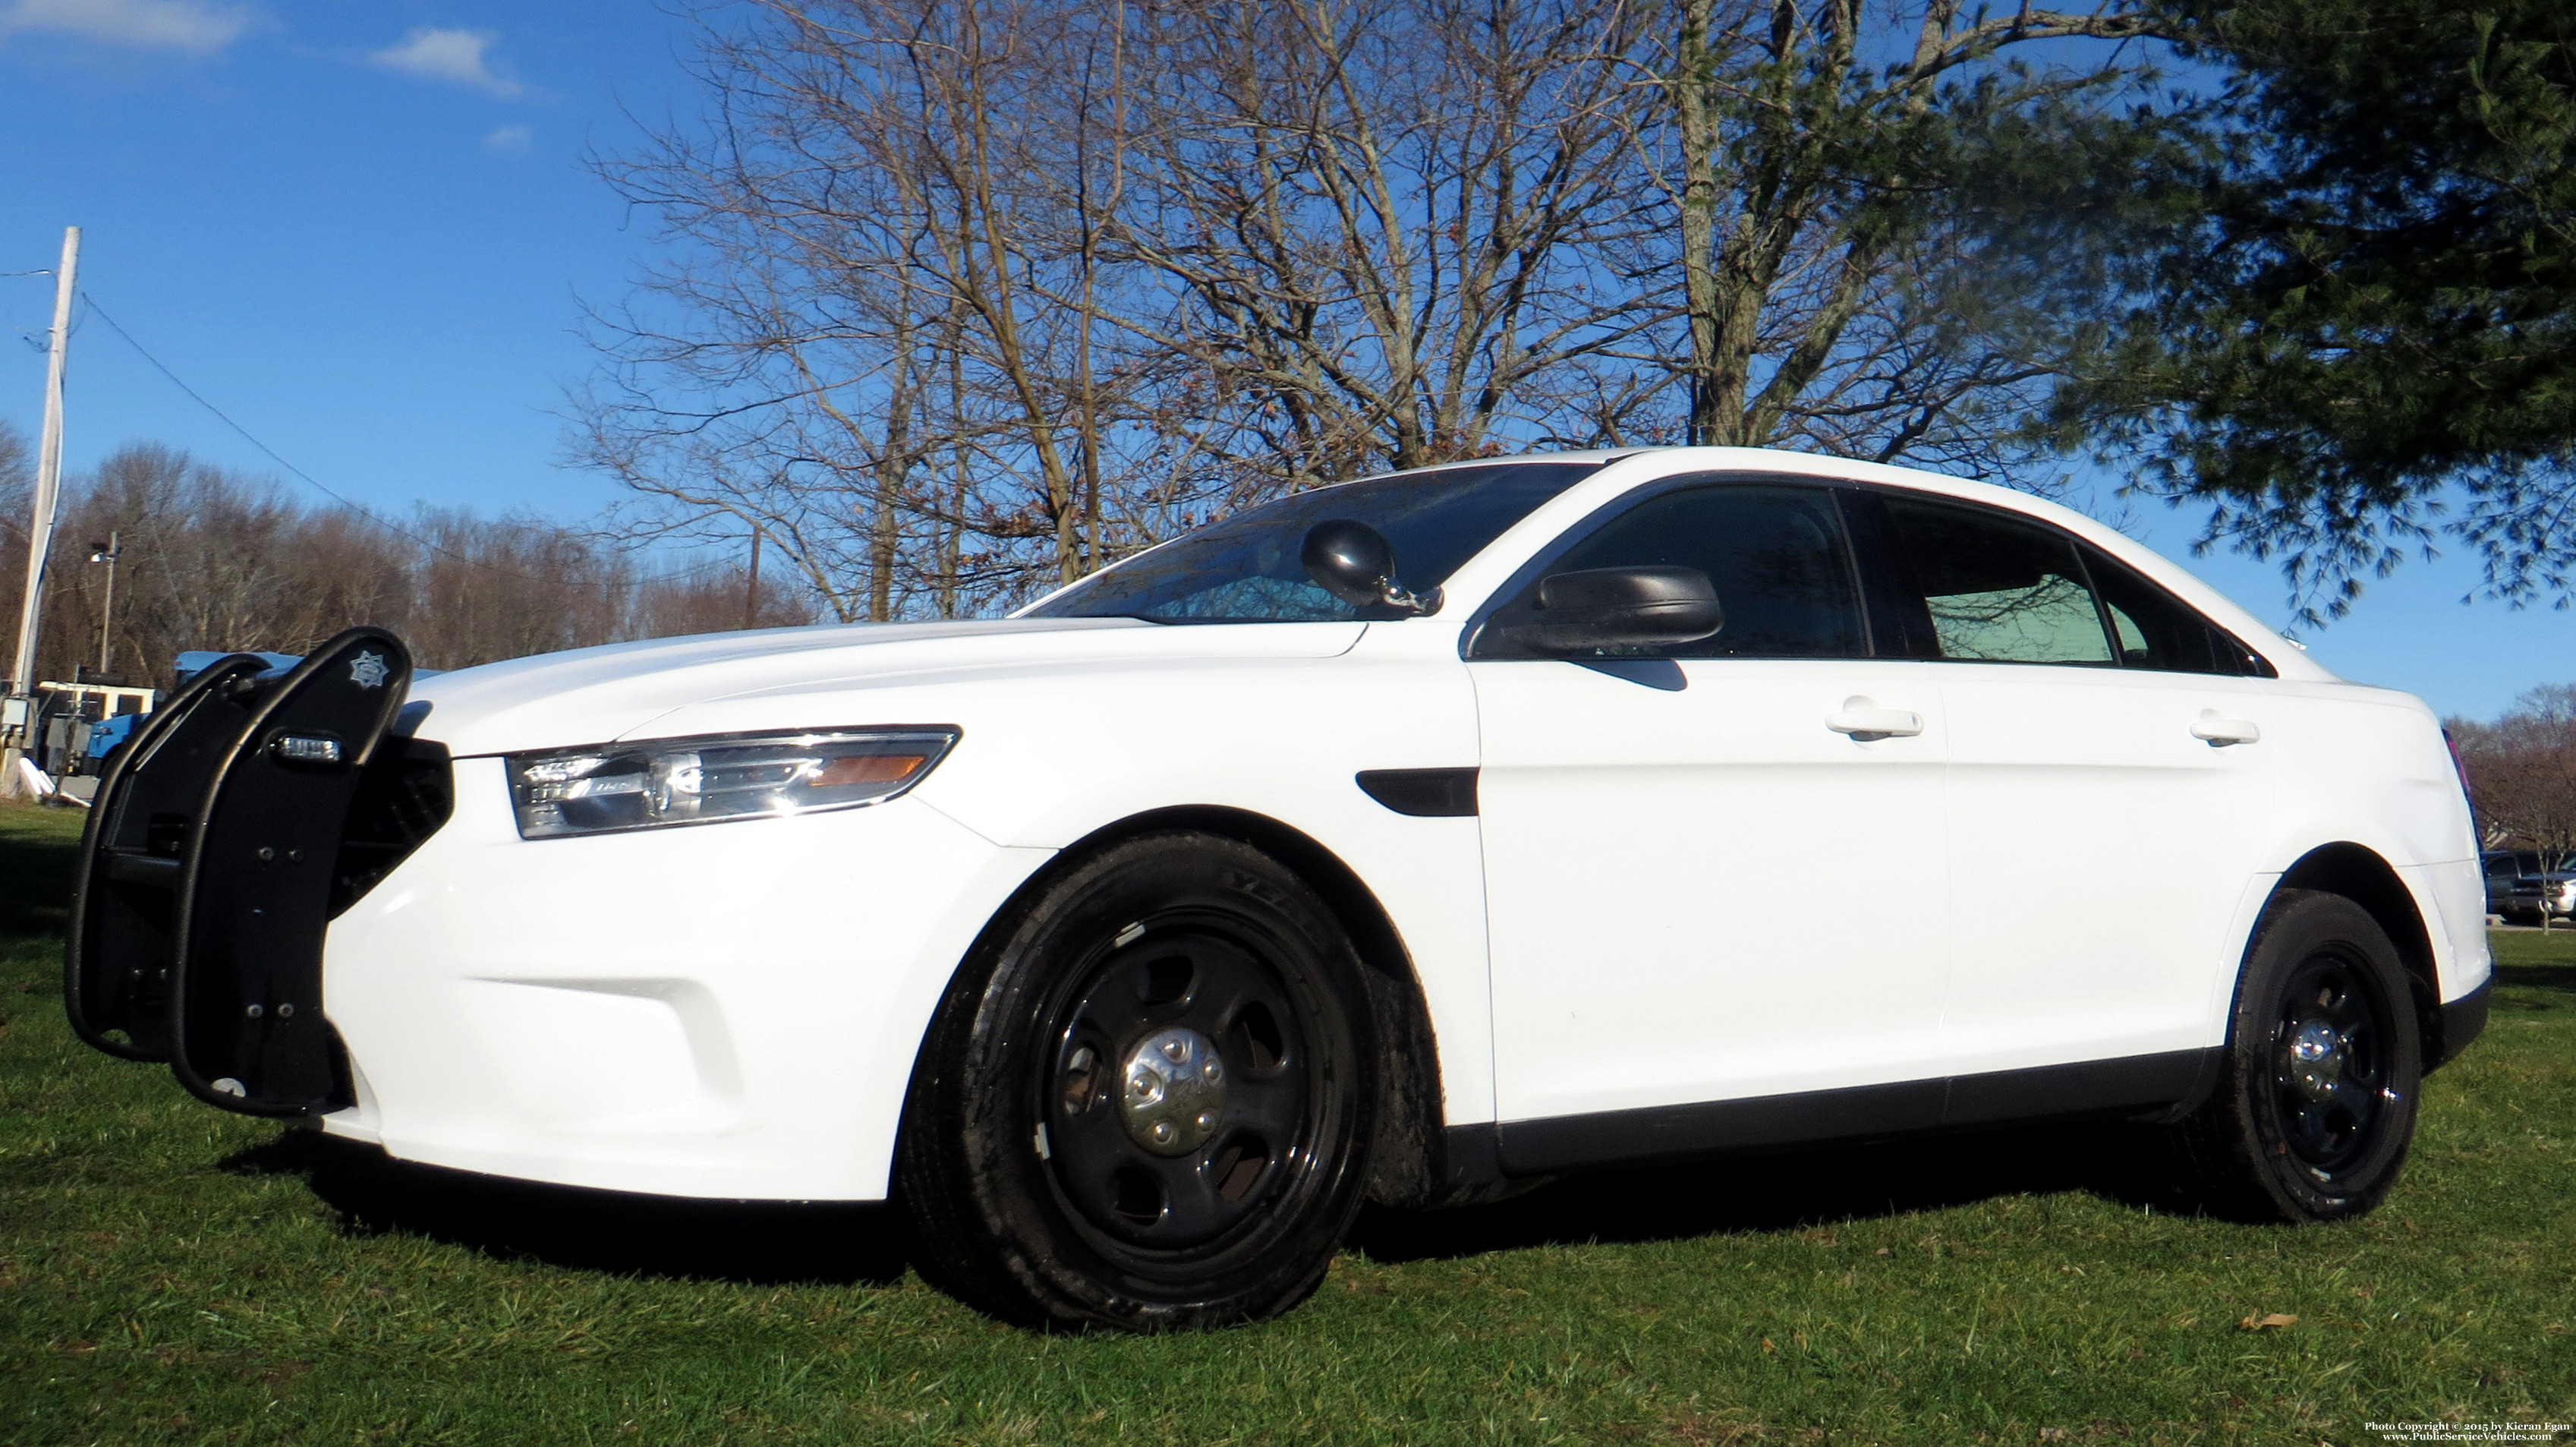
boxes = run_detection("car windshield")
[1023,462,1603,623]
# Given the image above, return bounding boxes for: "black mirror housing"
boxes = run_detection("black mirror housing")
[1494,566,1723,654]
[1300,519,1395,607]
[1301,519,1439,616]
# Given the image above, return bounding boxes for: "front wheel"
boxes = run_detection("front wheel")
[898,832,1378,1329]
[2165,889,2422,1222]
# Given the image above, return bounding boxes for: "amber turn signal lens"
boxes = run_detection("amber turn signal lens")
[813,753,927,788]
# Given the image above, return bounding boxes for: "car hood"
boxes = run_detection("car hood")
[401,616,1368,757]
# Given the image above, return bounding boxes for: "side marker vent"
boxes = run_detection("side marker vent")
[1356,768,1479,818]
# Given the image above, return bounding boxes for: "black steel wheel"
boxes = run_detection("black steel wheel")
[898,832,1376,1330]
[2165,889,2422,1222]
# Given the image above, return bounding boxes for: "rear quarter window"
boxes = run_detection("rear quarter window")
[2080,545,2278,677]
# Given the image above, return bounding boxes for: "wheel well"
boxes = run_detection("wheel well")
[2275,843,2445,1065]
[1003,805,1457,1210]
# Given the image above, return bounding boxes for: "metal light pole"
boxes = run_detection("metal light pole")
[88,530,121,678]
[4,225,78,797]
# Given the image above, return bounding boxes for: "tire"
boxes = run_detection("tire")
[897,831,1378,1330]
[2165,888,2422,1222]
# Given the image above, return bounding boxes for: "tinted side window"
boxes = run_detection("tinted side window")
[2081,545,2275,676]
[1519,484,1868,658]
[2083,547,2219,672]
[1880,497,2113,665]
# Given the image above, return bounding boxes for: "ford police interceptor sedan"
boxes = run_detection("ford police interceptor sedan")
[65,446,2492,1331]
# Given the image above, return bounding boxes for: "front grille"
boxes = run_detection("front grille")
[329,737,454,915]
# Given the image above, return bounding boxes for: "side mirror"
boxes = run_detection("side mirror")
[1497,566,1723,654]
[1300,519,1438,616]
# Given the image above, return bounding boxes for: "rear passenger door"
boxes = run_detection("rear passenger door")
[1860,490,2282,1077]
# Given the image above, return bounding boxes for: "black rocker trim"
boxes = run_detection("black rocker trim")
[1488,1048,2221,1177]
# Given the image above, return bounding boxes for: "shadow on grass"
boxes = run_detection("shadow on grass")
[221,1115,2167,1288]
[2493,962,2576,996]
[0,803,82,950]
[1349,1119,2172,1264]
[221,1130,913,1288]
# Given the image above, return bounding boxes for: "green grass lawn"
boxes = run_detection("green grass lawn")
[3,798,2571,1445]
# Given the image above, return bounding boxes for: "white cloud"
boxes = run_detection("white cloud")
[0,0,253,53]
[368,26,519,96]
[483,123,532,153]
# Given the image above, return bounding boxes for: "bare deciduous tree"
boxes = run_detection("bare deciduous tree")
[575,0,2183,617]
[1110,0,1659,483]
[1648,0,2171,471]
[2454,686,2576,909]
[578,0,1162,610]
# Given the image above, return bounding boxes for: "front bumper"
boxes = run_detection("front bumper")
[317,759,1047,1200]
[66,629,1053,1200]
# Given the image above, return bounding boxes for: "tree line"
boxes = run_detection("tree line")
[1,432,805,689]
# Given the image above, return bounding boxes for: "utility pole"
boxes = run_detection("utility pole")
[4,225,78,797]
[89,530,121,677]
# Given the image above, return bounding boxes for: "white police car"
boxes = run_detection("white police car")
[68,447,2490,1329]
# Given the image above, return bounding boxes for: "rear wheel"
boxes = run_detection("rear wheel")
[2166,889,2421,1222]
[898,832,1376,1329]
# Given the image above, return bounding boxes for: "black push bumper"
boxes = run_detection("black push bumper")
[63,628,451,1118]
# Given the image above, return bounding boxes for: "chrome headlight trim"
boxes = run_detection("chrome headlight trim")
[504,726,962,840]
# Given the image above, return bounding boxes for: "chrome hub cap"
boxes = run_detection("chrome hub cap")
[1044,921,1308,1247]
[2267,952,2399,1182]
[2285,1019,2347,1104]
[1120,1027,1227,1155]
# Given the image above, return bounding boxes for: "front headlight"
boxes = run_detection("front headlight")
[506,727,960,839]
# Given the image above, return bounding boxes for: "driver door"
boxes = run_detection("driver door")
[1469,481,1954,1166]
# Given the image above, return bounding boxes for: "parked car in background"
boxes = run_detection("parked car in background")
[65,446,2492,1330]
[2482,850,2576,922]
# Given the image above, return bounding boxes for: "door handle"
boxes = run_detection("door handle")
[2190,711,2261,747]
[1827,701,1923,739]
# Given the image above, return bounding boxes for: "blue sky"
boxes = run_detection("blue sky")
[2,0,2569,721]
[0,0,676,525]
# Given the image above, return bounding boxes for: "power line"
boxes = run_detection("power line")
[77,293,581,582]
[76,293,749,587]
